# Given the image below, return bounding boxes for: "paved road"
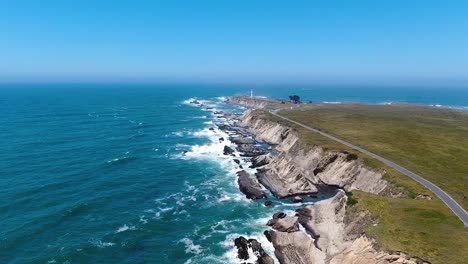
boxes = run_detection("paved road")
[270,111,468,226]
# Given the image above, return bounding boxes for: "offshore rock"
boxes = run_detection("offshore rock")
[234,236,249,260]
[291,196,303,203]
[234,236,274,263]
[237,170,266,200]
[223,145,235,155]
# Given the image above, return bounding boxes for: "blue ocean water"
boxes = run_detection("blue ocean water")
[0,84,467,264]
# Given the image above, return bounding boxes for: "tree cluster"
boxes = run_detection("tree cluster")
[289,95,300,104]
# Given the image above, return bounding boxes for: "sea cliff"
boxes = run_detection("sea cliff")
[224,96,429,264]
[242,109,389,197]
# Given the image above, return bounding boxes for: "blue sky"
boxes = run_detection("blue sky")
[1,0,468,84]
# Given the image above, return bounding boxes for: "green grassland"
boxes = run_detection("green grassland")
[280,104,468,210]
[352,191,468,264]
[254,105,468,264]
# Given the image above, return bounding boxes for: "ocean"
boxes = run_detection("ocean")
[1,84,467,264]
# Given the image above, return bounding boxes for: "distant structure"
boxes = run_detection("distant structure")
[250,89,253,98]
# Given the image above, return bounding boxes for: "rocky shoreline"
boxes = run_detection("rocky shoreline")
[189,97,429,264]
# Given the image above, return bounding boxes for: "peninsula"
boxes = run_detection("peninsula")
[217,96,468,264]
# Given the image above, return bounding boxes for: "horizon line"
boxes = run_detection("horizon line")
[1,76,468,88]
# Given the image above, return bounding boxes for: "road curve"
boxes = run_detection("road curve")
[270,111,468,226]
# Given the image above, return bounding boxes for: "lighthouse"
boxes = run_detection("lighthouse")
[250,89,253,98]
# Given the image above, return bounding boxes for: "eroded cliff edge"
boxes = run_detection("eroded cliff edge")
[242,109,389,198]
[229,98,429,263]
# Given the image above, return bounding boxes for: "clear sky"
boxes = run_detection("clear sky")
[1,0,468,84]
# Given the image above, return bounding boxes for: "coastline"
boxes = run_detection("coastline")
[187,96,431,264]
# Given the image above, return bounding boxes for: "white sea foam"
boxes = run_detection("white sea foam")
[182,126,235,163]
[106,155,135,164]
[190,127,219,138]
[182,98,211,106]
[323,101,342,104]
[154,206,174,218]
[172,131,184,137]
[276,201,316,207]
[115,224,136,233]
[175,143,190,149]
[253,215,271,226]
[139,215,148,224]
[210,220,235,234]
[180,237,203,254]
[182,98,198,105]
[217,191,248,203]
[89,239,116,248]
[107,158,120,163]
[380,101,393,105]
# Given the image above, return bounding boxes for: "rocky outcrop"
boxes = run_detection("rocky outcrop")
[329,236,431,264]
[223,145,235,155]
[234,236,275,263]
[230,135,255,145]
[256,168,318,198]
[237,144,267,157]
[267,229,322,264]
[237,170,266,200]
[242,110,389,198]
[263,189,430,264]
[267,215,300,233]
[262,191,345,264]
[250,153,272,168]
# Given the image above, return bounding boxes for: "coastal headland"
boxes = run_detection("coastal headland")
[188,96,468,264]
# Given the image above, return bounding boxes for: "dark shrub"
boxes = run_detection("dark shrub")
[346,153,358,161]
[346,191,358,206]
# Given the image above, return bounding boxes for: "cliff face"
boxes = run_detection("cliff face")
[238,108,430,264]
[223,102,429,264]
[241,110,389,198]
[303,191,418,263]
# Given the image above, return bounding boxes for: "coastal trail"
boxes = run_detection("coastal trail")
[270,110,468,227]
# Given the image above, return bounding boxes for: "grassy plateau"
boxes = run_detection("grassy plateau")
[254,103,468,264]
[280,103,468,209]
